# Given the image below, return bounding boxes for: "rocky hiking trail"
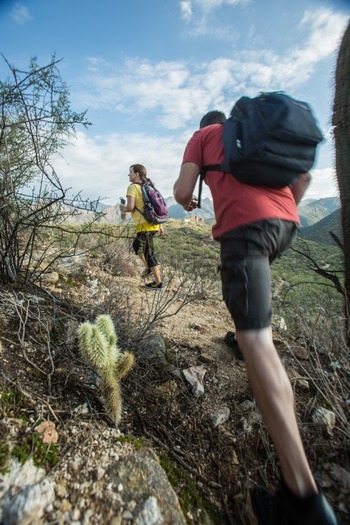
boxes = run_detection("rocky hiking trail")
[0,254,349,525]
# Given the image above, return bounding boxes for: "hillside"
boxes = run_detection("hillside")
[297,196,340,227]
[299,208,341,245]
[1,220,349,525]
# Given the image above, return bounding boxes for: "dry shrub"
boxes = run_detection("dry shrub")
[99,240,139,277]
[292,312,350,441]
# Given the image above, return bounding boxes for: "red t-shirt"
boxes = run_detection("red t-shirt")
[182,124,300,239]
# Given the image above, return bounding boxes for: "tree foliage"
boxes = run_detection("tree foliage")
[0,54,101,284]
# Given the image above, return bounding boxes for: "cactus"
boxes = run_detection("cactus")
[333,21,350,344]
[77,315,135,426]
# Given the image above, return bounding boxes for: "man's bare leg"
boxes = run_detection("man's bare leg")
[236,327,317,497]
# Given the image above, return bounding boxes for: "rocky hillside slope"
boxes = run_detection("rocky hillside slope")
[0,224,349,525]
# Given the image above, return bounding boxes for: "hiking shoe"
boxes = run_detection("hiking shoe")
[251,486,284,525]
[251,482,339,525]
[224,331,244,361]
[145,282,163,290]
[278,478,339,525]
[141,268,152,278]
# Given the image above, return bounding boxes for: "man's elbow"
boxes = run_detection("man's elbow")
[299,172,311,185]
[295,172,312,191]
[291,172,312,204]
[173,184,189,207]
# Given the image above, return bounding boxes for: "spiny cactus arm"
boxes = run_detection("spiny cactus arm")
[78,322,110,370]
[95,314,120,362]
[115,352,135,379]
[77,322,94,363]
[100,375,122,427]
[96,315,118,348]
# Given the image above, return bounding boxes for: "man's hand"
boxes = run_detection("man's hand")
[184,196,199,212]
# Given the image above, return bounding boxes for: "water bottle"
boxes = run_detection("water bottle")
[119,197,126,220]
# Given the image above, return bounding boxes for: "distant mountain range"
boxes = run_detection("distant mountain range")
[66,196,342,246]
[166,195,341,227]
[165,196,214,220]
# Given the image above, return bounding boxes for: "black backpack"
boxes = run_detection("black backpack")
[198,92,323,207]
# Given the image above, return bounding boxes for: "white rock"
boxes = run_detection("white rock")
[134,496,163,525]
[2,478,55,525]
[183,366,206,397]
[313,407,336,436]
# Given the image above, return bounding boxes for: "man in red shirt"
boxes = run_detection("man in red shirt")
[173,113,338,525]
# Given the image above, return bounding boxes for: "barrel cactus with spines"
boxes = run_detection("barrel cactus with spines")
[78,314,135,426]
[333,21,350,344]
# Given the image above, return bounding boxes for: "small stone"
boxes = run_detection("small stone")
[71,508,81,520]
[210,407,231,427]
[95,467,105,481]
[313,407,336,436]
[290,345,309,360]
[110,517,122,525]
[197,353,213,364]
[60,499,72,512]
[34,421,58,444]
[127,500,137,511]
[189,322,205,332]
[55,482,67,498]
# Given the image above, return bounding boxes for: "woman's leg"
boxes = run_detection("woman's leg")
[144,233,162,285]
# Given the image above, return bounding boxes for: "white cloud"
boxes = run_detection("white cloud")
[180,1,193,21]
[60,7,345,204]
[193,0,250,11]
[78,8,345,132]
[290,9,348,66]
[11,3,32,24]
[55,130,189,203]
[54,131,337,205]
[305,167,339,200]
[180,0,251,35]
[80,57,213,128]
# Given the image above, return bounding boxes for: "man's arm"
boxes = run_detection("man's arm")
[173,162,200,211]
[290,172,311,205]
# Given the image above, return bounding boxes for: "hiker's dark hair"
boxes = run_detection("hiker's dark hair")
[130,164,154,187]
[199,110,226,129]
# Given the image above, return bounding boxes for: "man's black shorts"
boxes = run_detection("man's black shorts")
[218,219,299,331]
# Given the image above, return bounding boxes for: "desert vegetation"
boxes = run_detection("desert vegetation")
[0,49,349,524]
[1,217,349,524]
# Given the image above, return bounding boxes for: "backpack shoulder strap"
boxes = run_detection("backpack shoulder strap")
[198,164,222,208]
[131,182,145,216]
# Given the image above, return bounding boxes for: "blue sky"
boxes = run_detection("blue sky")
[0,0,349,205]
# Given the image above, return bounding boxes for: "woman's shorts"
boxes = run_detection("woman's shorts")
[218,219,299,331]
[132,231,158,268]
